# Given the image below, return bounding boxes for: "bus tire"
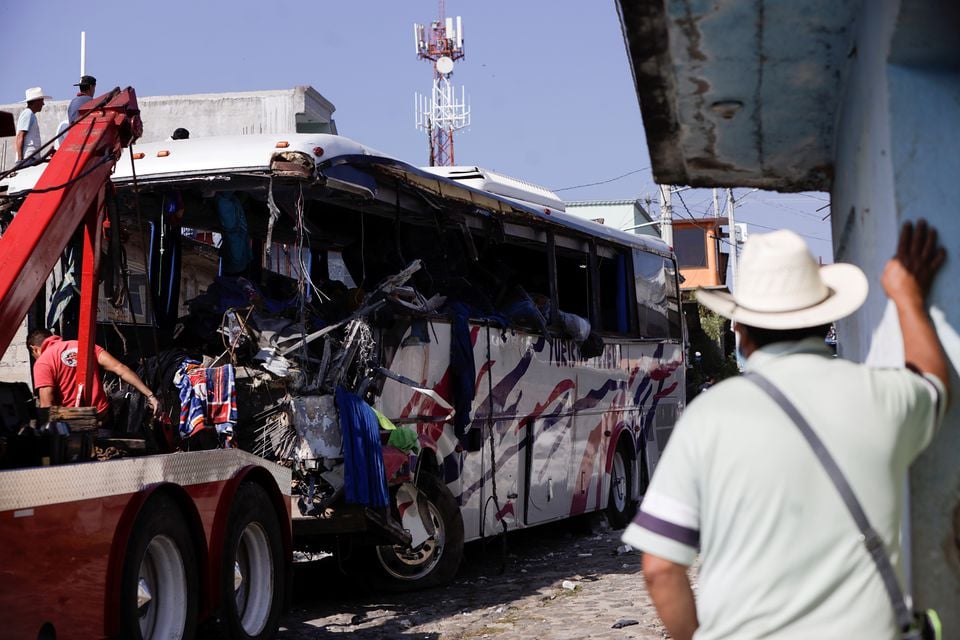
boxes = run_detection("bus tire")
[220,482,285,640]
[607,443,637,529]
[373,473,464,591]
[120,493,199,640]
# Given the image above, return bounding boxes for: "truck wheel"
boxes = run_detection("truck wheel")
[120,493,198,640]
[221,482,284,640]
[373,473,464,590]
[607,444,637,529]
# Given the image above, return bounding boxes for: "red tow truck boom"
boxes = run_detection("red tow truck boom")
[0,88,290,640]
[0,87,142,404]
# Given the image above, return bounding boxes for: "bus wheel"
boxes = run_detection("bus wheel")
[607,445,637,529]
[221,482,285,640]
[120,493,198,640]
[373,473,464,591]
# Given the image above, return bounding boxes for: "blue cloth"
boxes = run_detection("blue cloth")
[499,297,547,334]
[449,302,478,440]
[174,359,237,439]
[616,253,628,333]
[447,302,509,440]
[336,387,389,507]
[216,193,252,275]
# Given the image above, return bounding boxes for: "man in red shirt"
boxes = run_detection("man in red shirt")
[27,329,159,419]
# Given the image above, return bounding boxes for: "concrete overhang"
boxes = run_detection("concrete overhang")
[616,0,859,191]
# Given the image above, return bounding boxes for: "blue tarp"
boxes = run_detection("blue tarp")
[336,386,389,507]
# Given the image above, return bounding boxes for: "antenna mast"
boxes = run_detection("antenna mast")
[414,1,469,166]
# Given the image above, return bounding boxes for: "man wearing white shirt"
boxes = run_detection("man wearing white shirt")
[15,86,51,166]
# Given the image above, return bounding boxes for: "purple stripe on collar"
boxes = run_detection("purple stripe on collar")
[632,509,700,547]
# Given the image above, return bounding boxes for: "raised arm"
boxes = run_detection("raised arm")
[96,349,160,414]
[881,219,950,396]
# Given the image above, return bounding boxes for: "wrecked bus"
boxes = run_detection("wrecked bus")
[0,132,685,591]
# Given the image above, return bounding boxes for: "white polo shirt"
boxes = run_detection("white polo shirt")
[623,337,946,640]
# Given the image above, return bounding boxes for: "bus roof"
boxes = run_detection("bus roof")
[0,132,673,258]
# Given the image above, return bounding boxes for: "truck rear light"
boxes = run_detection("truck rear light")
[132,152,145,160]
[313,146,324,157]
[157,150,170,158]
[275,141,289,149]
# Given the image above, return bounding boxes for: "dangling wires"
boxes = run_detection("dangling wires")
[481,322,509,573]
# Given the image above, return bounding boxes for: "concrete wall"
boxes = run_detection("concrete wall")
[0,323,30,384]
[564,200,658,237]
[0,85,336,172]
[832,0,960,621]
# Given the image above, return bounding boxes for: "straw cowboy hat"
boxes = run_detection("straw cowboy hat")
[24,87,52,103]
[696,229,868,330]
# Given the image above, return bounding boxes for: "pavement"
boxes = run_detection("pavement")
[279,515,667,639]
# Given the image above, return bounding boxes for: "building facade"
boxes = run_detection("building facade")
[617,0,960,621]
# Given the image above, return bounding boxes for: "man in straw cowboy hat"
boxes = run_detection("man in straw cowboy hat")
[15,86,52,167]
[623,221,949,639]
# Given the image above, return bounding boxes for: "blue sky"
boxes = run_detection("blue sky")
[0,0,832,261]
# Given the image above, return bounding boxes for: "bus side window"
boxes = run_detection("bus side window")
[484,240,551,331]
[595,247,631,334]
[554,244,591,322]
[633,249,671,339]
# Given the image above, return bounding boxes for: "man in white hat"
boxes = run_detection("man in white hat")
[623,221,949,639]
[15,87,52,167]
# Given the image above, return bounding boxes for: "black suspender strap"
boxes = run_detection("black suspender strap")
[742,371,915,634]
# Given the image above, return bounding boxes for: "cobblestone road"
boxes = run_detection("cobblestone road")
[279,516,666,640]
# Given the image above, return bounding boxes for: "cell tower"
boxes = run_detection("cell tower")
[414,2,470,166]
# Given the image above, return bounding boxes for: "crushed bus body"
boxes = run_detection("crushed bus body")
[0,130,685,635]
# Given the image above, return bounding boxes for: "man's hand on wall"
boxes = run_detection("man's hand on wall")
[881,218,946,308]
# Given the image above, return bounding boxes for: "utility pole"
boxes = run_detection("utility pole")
[712,188,720,218]
[726,187,738,292]
[658,184,673,246]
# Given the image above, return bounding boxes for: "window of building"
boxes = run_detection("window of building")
[674,227,707,268]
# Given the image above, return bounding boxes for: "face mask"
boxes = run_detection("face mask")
[733,323,746,370]
[735,347,747,371]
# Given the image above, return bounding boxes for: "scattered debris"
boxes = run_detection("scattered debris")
[611,619,640,629]
[561,580,579,591]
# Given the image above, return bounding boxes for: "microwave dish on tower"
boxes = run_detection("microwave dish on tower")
[436,56,454,75]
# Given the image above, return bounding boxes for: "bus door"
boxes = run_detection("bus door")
[476,323,523,535]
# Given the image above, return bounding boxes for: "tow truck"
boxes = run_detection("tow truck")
[0,88,290,640]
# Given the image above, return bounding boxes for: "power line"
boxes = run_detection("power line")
[673,189,736,250]
[552,166,651,193]
[756,198,829,221]
[737,217,829,242]
[793,192,830,202]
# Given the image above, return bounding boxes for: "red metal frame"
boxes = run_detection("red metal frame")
[0,87,141,404]
[0,453,291,639]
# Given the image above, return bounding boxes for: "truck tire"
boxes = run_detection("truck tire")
[373,473,464,591]
[220,482,285,640]
[120,493,198,640]
[606,443,637,529]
